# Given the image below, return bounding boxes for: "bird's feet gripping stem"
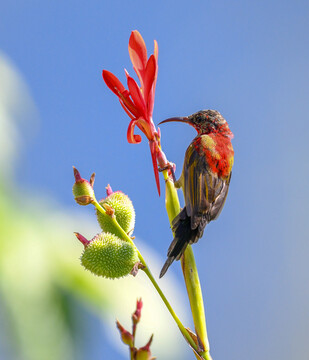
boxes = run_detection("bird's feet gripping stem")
[158,162,177,183]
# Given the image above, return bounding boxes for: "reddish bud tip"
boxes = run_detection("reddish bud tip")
[135,334,154,360]
[89,172,95,187]
[74,232,91,247]
[142,334,153,350]
[132,298,143,324]
[73,166,82,182]
[116,320,134,347]
[106,184,114,196]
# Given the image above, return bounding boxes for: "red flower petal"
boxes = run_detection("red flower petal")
[127,118,142,144]
[139,118,153,139]
[127,76,147,119]
[154,40,158,62]
[127,117,155,143]
[143,55,157,117]
[157,127,161,140]
[119,99,135,120]
[124,68,130,79]
[102,71,140,119]
[117,89,140,119]
[102,70,125,96]
[128,31,147,85]
[149,140,160,196]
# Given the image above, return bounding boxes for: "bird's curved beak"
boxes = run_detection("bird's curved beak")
[158,117,191,126]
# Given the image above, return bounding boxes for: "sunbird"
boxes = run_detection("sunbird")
[159,110,234,277]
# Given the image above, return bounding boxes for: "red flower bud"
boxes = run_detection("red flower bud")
[105,184,114,196]
[132,298,143,325]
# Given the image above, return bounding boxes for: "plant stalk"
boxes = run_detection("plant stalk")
[162,170,210,357]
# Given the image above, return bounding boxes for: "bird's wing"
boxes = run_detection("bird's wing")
[183,141,232,232]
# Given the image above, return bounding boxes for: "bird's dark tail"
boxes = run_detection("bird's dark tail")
[159,207,207,278]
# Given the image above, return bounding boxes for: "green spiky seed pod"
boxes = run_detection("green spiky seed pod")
[96,190,135,236]
[81,233,139,279]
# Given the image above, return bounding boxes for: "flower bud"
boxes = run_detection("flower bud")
[135,335,154,360]
[132,298,143,325]
[81,232,139,279]
[96,187,135,235]
[116,321,134,347]
[72,167,95,205]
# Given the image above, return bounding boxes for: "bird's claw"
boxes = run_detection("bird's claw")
[158,162,177,183]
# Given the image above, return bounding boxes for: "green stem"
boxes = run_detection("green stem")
[181,247,209,352]
[143,267,198,350]
[92,199,199,353]
[162,170,210,356]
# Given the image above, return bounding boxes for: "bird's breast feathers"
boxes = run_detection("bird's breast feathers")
[193,134,234,178]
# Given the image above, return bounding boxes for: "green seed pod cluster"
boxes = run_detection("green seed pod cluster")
[81,232,139,279]
[96,191,135,236]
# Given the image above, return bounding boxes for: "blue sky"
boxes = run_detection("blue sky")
[1,1,309,359]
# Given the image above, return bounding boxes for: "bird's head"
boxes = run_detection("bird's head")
[159,109,233,137]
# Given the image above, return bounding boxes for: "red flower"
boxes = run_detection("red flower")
[102,31,162,195]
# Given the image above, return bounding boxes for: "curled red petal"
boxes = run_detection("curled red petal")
[149,141,160,196]
[127,76,147,118]
[139,117,155,140]
[127,119,142,144]
[127,117,154,142]
[102,70,125,96]
[128,31,147,85]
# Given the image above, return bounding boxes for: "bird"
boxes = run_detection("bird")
[159,110,234,278]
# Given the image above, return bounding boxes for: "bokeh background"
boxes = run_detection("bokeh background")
[1,1,309,359]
